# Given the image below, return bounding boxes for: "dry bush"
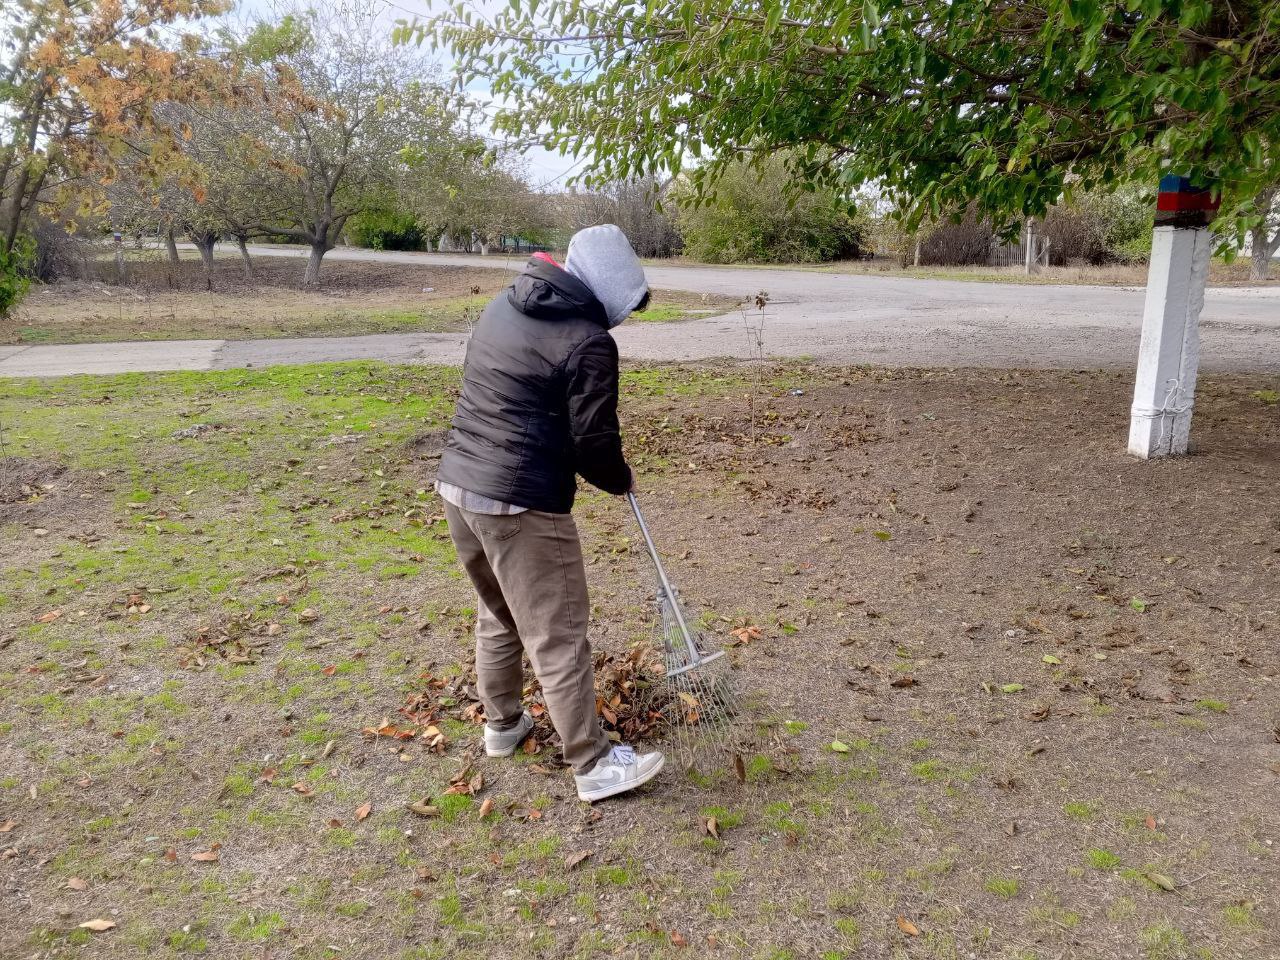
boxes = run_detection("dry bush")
[917,209,993,266]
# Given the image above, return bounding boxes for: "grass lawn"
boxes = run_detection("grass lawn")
[3,258,736,345]
[1,361,1278,960]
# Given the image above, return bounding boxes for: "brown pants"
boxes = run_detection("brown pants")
[444,502,611,773]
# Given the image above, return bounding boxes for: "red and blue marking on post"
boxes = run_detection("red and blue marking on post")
[1154,175,1219,229]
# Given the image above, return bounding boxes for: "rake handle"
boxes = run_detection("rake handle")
[627,491,710,669]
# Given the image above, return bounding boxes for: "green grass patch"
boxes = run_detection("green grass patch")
[1085,848,1122,870]
[983,875,1019,899]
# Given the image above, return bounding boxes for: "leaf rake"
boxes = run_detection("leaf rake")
[627,492,739,767]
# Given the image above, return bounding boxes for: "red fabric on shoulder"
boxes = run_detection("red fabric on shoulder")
[531,251,562,268]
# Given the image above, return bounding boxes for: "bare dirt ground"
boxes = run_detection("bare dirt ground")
[1,361,1278,960]
[2,258,734,345]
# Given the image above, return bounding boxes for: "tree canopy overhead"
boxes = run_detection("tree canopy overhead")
[403,0,1280,240]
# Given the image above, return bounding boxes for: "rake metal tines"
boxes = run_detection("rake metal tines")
[627,493,739,768]
[652,580,739,765]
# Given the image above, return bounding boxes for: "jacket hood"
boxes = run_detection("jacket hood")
[564,224,649,328]
[508,257,608,328]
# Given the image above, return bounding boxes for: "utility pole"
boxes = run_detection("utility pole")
[1127,176,1219,459]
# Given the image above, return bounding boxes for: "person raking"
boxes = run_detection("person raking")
[435,225,665,803]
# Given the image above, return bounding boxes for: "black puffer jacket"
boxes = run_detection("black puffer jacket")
[436,257,631,513]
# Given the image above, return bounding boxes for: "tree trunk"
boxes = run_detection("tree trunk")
[193,235,216,290]
[236,236,255,281]
[304,243,326,286]
[1251,232,1273,281]
[912,235,921,267]
[165,227,180,266]
[1248,187,1277,282]
[479,239,491,256]
[114,235,126,286]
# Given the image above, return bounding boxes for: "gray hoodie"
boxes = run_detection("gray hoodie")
[564,224,649,328]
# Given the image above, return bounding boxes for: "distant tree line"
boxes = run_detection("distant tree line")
[5,0,1279,322]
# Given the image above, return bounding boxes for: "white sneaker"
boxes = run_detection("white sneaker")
[483,711,535,757]
[574,744,665,802]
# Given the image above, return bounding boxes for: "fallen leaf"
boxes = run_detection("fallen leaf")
[298,607,318,622]
[355,802,372,821]
[321,664,337,676]
[890,676,917,688]
[829,739,850,753]
[701,817,720,840]
[564,849,593,870]
[191,843,221,862]
[896,915,920,936]
[478,797,494,819]
[1146,871,1177,892]
[163,848,177,862]
[1042,654,1062,665]
[1005,821,1018,837]
[37,609,62,624]
[78,919,116,933]
[732,754,746,783]
[670,931,688,948]
[290,782,313,796]
[1000,683,1025,694]
[0,821,14,833]
[406,800,440,817]
[65,877,88,891]
[1144,815,1158,830]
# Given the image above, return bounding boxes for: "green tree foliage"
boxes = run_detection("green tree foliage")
[348,208,427,251]
[404,1,1280,244]
[417,154,550,254]
[0,234,34,317]
[675,154,863,263]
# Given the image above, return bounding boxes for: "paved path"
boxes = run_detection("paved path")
[2,245,1277,377]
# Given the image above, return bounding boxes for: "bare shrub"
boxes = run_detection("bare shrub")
[917,209,993,266]
[561,178,681,258]
[30,219,94,282]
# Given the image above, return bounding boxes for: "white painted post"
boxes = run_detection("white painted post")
[1127,223,1214,459]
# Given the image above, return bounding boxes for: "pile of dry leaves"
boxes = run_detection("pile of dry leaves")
[176,612,278,669]
[362,642,670,760]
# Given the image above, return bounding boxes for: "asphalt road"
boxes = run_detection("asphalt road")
[1,244,1277,377]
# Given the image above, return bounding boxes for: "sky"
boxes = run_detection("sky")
[234,0,583,189]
